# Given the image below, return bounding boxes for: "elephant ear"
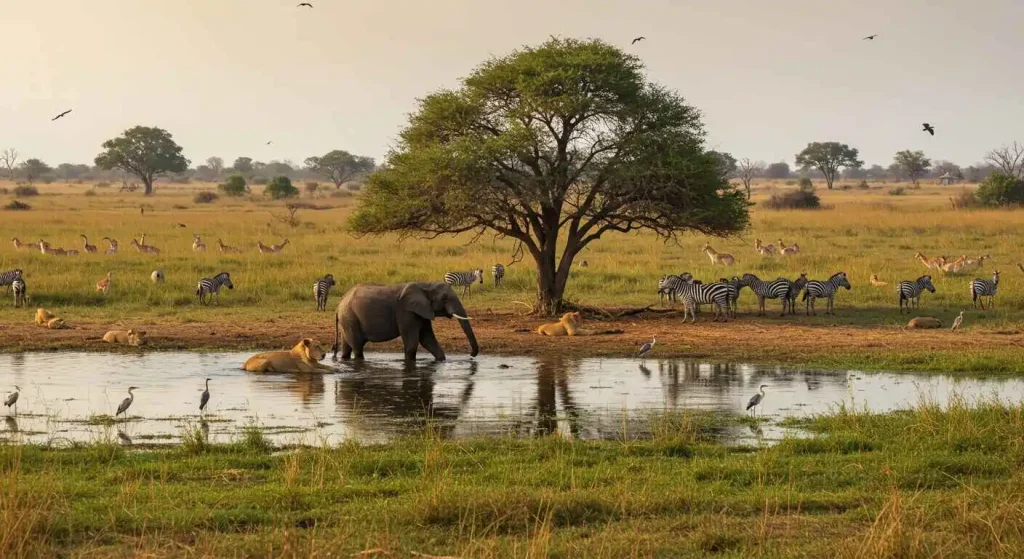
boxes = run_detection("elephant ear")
[399,284,434,320]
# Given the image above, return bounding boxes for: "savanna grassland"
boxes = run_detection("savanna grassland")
[0,178,1023,372]
[3,401,1024,557]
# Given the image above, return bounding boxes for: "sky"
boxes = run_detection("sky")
[2,0,1022,169]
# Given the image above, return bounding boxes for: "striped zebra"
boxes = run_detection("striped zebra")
[0,269,23,294]
[897,275,936,314]
[491,264,505,287]
[658,275,684,305]
[444,269,483,296]
[784,273,808,315]
[739,273,791,316]
[803,272,851,316]
[11,278,26,308]
[313,274,336,312]
[971,270,999,310]
[196,272,234,306]
[673,281,732,323]
[718,277,741,318]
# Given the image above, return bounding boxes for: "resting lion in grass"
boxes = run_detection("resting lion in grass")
[536,312,595,336]
[243,338,335,373]
[906,317,942,329]
[35,308,70,329]
[103,329,149,346]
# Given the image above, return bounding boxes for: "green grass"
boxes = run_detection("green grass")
[3,401,1024,557]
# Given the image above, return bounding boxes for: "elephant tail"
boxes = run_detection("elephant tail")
[331,310,339,359]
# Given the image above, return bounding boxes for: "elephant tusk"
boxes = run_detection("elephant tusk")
[451,314,472,321]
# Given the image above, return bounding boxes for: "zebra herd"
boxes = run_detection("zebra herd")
[442,264,510,295]
[658,271,845,321]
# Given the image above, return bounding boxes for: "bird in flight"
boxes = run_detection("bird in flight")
[863,34,878,40]
[297,2,313,7]
[631,36,645,45]
[266,141,273,145]
[51,109,72,121]
[922,123,935,136]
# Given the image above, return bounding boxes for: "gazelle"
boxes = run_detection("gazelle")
[192,234,207,252]
[39,240,63,256]
[217,239,242,254]
[754,238,775,256]
[96,272,112,295]
[914,252,944,270]
[80,235,98,253]
[960,254,990,272]
[941,255,967,274]
[271,239,289,252]
[130,238,160,254]
[102,237,119,255]
[256,240,275,254]
[11,237,30,251]
[702,243,735,266]
[778,239,800,255]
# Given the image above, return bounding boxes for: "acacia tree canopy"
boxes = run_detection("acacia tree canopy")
[795,142,863,190]
[349,38,750,314]
[94,126,189,195]
[304,150,375,188]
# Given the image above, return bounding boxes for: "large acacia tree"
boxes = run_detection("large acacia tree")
[795,142,862,190]
[94,126,189,195]
[350,38,749,314]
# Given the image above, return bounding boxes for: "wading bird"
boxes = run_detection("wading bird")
[636,336,656,362]
[922,123,935,136]
[116,386,138,417]
[51,109,72,121]
[200,378,211,413]
[746,385,767,415]
[951,311,964,331]
[4,386,21,416]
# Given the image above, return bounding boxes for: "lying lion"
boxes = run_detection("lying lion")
[243,338,335,373]
[103,329,149,346]
[536,312,595,336]
[906,317,942,329]
[36,308,70,329]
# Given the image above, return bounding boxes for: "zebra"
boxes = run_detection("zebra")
[784,273,808,315]
[971,270,999,310]
[718,277,741,318]
[739,273,791,316]
[803,272,851,316]
[897,275,936,314]
[196,272,234,306]
[0,269,23,294]
[444,269,483,296]
[658,275,684,305]
[491,264,505,287]
[313,274,336,312]
[673,281,732,323]
[12,278,26,308]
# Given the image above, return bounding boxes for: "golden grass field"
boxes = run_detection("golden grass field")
[0,178,1021,369]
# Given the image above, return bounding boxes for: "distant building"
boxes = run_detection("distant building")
[938,172,961,185]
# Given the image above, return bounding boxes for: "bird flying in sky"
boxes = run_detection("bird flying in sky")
[631,36,645,45]
[51,109,72,121]
[297,2,313,7]
[863,34,878,40]
[922,123,935,136]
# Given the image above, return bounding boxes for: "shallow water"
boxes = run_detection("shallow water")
[1,352,1022,446]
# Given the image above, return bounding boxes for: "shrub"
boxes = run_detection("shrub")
[975,172,1024,207]
[838,182,851,191]
[888,186,906,196]
[763,182,821,210]
[4,200,31,211]
[13,185,39,197]
[264,176,299,200]
[857,180,870,190]
[84,189,97,197]
[346,182,362,192]
[797,177,813,190]
[329,189,352,198]
[218,174,248,197]
[194,191,218,204]
[305,182,320,196]
[949,188,981,210]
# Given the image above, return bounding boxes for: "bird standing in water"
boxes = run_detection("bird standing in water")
[200,378,211,413]
[746,385,767,415]
[636,336,656,362]
[116,387,138,417]
[4,386,21,416]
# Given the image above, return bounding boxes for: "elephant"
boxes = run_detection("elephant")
[333,282,480,361]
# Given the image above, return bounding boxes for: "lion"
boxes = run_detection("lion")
[907,317,942,329]
[536,312,595,336]
[243,338,335,373]
[103,329,149,346]
[35,308,56,327]
[46,317,70,330]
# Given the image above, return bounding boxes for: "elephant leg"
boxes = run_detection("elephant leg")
[419,321,446,361]
[402,322,421,361]
[341,339,353,360]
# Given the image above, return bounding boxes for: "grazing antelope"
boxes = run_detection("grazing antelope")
[256,240,275,254]
[914,252,945,270]
[869,274,887,287]
[130,238,160,254]
[96,271,112,295]
[192,234,207,252]
[778,239,800,255]
[102,237,119,255]
[702,243,735,266]
[80,235,98,253]
[940,255,966,274]
[754,238,775,256]
[39,241,63,256]
[271,239,289,252]
[216,238,241,254]
[11,238,30,251]
[960,254,989,272]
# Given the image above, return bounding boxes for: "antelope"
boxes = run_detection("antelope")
[941,255,967,274]
[271,239,289,252]
[80,235,98,253]
[216,238,242,254]
[39,241,62,256]
[914,252,945,270]
[778,239,800,255]
[102,237,119,255]
[96,271,112,295]
[754,238,775,256]
[192,234,207,252]
[11,237,30,251]
[960,254,990,272]
[702,243,735,266]
[130,238,160,254]
[65,249,79,256]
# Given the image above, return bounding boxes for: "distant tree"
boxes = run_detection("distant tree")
[794,142,863,190]
[931,160,963,179]
[763,161,790,179]
[252,161,267,173]
[232,157,254,175]
[205,156,224,177]
[864,164,887,180]
[975,172,1024,207]
[264,161,294,177]
[304,150,375,189]
[19,159,51,185]
[218,174,248,196]
[350,38,749,314]
[193,165,216,182]
[264,176,298,199]
[94,126,189,195]
[893,150,931,184]
[736,158,765,199]
[707,151,737,178]
[55,163,89,182]
[964,164,998,183]
[985,142,1024,179]
[0,149,17,180]
[842,165,868,180]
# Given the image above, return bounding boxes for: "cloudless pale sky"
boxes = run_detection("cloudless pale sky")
[2,0,1022,168]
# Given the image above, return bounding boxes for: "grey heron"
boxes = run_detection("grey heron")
[4,386,20,416]
[746,385,767,414]
[951,311,964,331]
[200,378,211,413]
[116,386,138,417]
[636,336,656,361]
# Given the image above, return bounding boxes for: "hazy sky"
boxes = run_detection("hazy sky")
[2,0,1022,169]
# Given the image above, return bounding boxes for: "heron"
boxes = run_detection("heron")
[200,378,211,413]
[746,385,767,415]
[951,310,964,331]
[4,386,21,416]
[636,336,656,362]
[116,386,138,417]
[922,123,935,136]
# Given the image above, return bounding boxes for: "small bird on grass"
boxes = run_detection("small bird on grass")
[4,386,21,416]
[746,384,767,415]
[51,109,72,121]
[116,386,138,417]
[922,123,935,136]
[631,36,645,44]
[951,311,964,331]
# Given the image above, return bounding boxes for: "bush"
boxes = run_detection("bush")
[763,182,821,210]
[838,182,851,191]
[218,174,248,197]
[305,182,320,196]
[797,177,813,190]
[194,191,218,204]
[264,176,299,200]
[975,172,1024,207]
[329,189,352,198]
[13,185,39,197]
[888,186,906,196]
[949,188,981,210]
[857,180,870,190]
[4,200,31,211]
[84,189,97,197]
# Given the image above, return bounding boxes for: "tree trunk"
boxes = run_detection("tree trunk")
[143,177,154,196]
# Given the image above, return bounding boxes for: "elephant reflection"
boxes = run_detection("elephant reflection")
[335,361,477,439]
[249,374,327,407]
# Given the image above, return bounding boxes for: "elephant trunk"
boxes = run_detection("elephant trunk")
[448,300,479,357]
